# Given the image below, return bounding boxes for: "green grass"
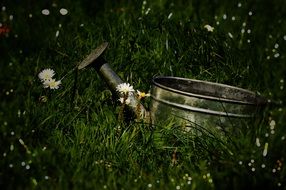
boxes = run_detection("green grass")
[1,0,286,189]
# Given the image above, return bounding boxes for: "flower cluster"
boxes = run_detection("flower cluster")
[116,83,150,121]
[38,68,61,89]
[116,83,134,104]
[116,83,150,105]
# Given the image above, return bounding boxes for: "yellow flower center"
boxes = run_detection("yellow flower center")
[140,92,146,97]
[49,81,56,87]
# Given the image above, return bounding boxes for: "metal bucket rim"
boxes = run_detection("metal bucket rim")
[152,76,266,105]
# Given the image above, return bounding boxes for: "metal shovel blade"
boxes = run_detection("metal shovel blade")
[78,42,109,70]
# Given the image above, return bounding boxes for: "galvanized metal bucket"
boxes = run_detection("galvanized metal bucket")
[150,76,266,135]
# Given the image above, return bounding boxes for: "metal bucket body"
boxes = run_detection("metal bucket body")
[150,77,266,135]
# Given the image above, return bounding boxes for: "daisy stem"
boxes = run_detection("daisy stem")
[118,93,127,123]
[60,65,78,81]
[70,67,78,106]
[136,97,142,120]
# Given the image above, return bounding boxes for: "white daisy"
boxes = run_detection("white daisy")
[59,8,68,16]
[116,83,134,95]
[263,142,268,157]
[41,9,50,16]
[204,24,214,32]
[43,79,61,89]
[119,97,131,105]
[38,69,55,82]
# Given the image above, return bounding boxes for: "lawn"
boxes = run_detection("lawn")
[1,0,286,189]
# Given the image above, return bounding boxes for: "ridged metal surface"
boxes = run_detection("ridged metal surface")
[150,76,266,133]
